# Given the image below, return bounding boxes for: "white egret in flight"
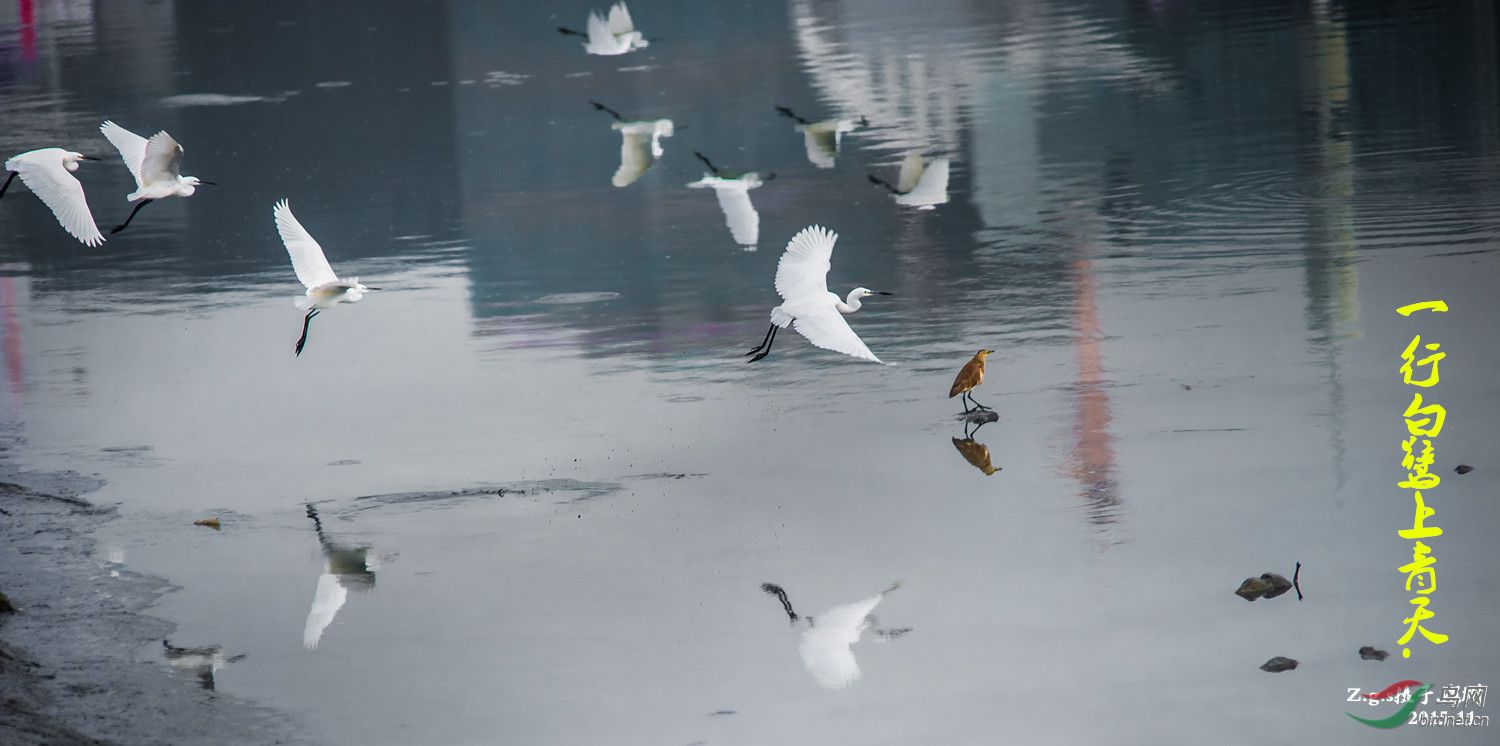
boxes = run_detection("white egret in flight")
[591,100,674,187]
[558,2,649,55]
[274,199,379,356]
[761,582,910,690]
[303,504,378,651]
[99,120,215,234]
[869,153,949,210]
[774,106,865,169]
[747,225,890,363]
[688,151,770,249]
[1,148,105,246]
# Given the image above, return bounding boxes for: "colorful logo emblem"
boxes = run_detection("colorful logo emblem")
[1348,680,1430,729]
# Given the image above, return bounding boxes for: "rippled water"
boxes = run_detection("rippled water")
[3,1,1499,743]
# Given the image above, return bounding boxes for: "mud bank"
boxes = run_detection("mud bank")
[0,458,306,746]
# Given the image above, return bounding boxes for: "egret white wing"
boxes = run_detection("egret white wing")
[607,2,636,34]
[140,132,184,185]
[714,186,759,247]
[586,11,620,50]
[899,157,949,206]
[773,224,836,301]
[10,152,104,246]
[100,120,148,188]
[612,130,655,187]
[895,152,925,194]
[273,199,339,289]
[801,129,837,169]
[791,303,881,363]
[799,625,863,689]
[303,573,348,650]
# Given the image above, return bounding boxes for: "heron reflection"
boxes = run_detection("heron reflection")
[303,504,378,650]
[688,151,770,249]
[161,639,246,691]
[591,100,675,188]
[868,153,949,210]
[760,581,910,690]
[951,435,1000,476]
[774,106,864,169]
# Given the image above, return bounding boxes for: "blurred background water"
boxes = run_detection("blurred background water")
[2,0,1499,743]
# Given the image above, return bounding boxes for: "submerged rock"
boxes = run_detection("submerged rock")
[192,517,221,530]
[1260,656,1298,673]
[1235,572,1293,601]
[1359,646,1390,661]
[1455,464,1474,475]
[963,409,1000,425]
[0,590,14,614]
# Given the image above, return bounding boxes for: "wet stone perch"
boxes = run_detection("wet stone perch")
[1260,656,1298,673]
[1455,464,1474,474]
[1234,572,1293,601]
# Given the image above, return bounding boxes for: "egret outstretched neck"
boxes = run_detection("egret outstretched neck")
[837,289,864,314]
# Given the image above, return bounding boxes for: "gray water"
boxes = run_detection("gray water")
[3,1,1500,743]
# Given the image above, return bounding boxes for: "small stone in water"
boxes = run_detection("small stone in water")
[1258,573,1294,599]
[1260,656,1298,673]
[964,409,999,425]
[1359,646,1389,661]
[193,517,221,530]
[0,590,14,613]
[1455,464,1474,475]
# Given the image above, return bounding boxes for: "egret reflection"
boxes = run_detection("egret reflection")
[303,504,378,651]
[868,153,949,210]
[557,2,649,56]
[687,151,770,249]
[162,639,246,691]
[951,436,1000,476]
[774,106,863,169]
[760,582,910,690]
[591,100,674,188]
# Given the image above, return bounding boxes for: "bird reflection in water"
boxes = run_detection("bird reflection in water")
[760,582,910,690]
[688,151,770,249]
[774,105,864,169]
[951,435,1000,476]
[161,639,246,691]
[868,153,949,210]
[591,100,674,188]
[303,504,378,650]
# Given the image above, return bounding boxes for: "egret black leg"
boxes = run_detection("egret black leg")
[590,100,623,121]
[294,309,318,357]
[969,392,991,411]
[959,391,975,415]
[760,583,799,623]
[745,324,775,356]
[748,325,779,363]
[558,26,587,37]
[111,199,152,234]
[868,174,898,194]
[693,151,720,176]
[0,171,15,200]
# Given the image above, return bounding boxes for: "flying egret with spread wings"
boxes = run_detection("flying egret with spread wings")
[869,153,949,210]
[99,120,214,234]
[591,100,674,187]
[774,106,864,169]
[761,582,910,690]
[746,225,890,363]
[558,2,649,55]
[1,148,105,246]
[688,151,770,249]
[274,199,379,357]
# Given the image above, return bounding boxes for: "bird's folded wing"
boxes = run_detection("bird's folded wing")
[774,224,836,301]
[100,121,148,188]
[141,132,183,186]
[792,304,881,363]
[714,186,759,247]
[15,159,105,246]
[608,2,636,34]
[273,199,339,289]
[896,152,925,194]
[802,131,837,169]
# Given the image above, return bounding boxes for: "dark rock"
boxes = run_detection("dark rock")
[1359,646,1389,661]
[1455,464,1474,475]
[963,410,999,425]
[1260,656,1298,673]
[0,591,13,614]
[1236,572,1293,601]
[1259,573,1293,599]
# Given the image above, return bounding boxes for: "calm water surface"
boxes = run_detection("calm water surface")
[3,1,1499,743]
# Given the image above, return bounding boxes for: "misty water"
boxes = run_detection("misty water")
[2,1,1499,743]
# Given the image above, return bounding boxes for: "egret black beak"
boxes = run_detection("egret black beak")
[365,286,383,290]
[199,181,219,186]
[874,291,894,295]
[79,155,99,160]
[763,172,776,181]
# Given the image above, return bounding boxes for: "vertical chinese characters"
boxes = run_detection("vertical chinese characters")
[1395,300,1450,659]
